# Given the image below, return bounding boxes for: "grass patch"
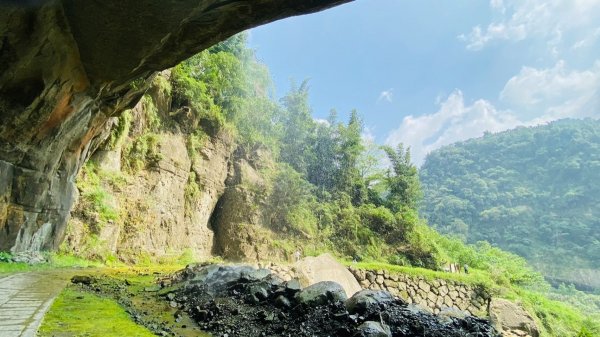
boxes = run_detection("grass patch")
[42,266,211,337]
[48,253,106,268]
[38,287,155,337]
[516,289,600,337]
[0,253,104,275]
[0,261,42,274]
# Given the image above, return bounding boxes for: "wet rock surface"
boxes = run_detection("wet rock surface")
[167,264,501,337]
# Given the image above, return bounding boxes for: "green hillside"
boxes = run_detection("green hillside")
[420,119,600,288]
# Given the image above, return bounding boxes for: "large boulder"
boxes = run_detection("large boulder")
[489,299,539,337]
[294,253,362,297]
[346,289,396,315]
[294,281,347,307]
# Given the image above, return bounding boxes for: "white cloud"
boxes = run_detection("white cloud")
[314,118,330,126]
[490,0,505,11]
[385,60,600,166]
[460,0,600,51]
[377,89,394,103]
[500,60,600,120]
[385,91,521,166]
[572,27,600,50]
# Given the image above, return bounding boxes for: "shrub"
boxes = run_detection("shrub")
[0,251,13,263]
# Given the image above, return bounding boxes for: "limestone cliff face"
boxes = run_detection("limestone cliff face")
[0,0,351,253]
[64,75,235,261]
[62,67,298,262]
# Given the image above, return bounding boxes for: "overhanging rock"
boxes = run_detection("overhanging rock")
[0,0,352,253]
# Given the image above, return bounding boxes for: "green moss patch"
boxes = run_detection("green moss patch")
[38,287,155,337]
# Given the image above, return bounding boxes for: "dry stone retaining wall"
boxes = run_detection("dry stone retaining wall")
[267,262,491,318]
[348,267,491,317]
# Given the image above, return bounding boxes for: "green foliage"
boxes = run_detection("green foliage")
[0,261,37,274]
[0,251,12,262]
[359,204,395,234]
[383,143,422,211]
[107,110,132,150]
[278,80,315,174]
[517,289,600,337]
[229,96,281,151]
[152,73,172,96]
[123,133,162,172]
[547,284,600,321]
[184,171,202,201]
[411,224,546,288]
[77,162,120,228]
[140,94,161,131]
[266,164,318,236]
[337,110,367,204]
[170,52,226,133]
[420,119,600,285]
[578,326,593,337]
[46,253,105,268]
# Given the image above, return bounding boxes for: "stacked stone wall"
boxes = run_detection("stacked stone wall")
[348,267,491,317]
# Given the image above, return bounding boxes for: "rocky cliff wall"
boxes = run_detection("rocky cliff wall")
[348,267,491,317]
[0,0,351,254]
[63,73,236,262]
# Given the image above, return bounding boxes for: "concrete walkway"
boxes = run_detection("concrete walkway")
[0,271,71,337]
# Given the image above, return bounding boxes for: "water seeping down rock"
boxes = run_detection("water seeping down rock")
[0,0,352,253]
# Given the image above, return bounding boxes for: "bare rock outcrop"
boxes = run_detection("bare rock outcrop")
[211,146,280,262]
[0,0,351,253]
[489,298,539,337]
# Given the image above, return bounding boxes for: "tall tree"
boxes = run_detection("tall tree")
[337,110,367,204]
[307,110,340,196]
[383,143,422,212]
[279,80,315,175]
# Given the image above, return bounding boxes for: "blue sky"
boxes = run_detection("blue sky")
[249,0,600,165]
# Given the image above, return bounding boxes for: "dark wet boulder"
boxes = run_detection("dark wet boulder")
[245,280,272,304]
[346,289,396,315]
[354,321,392,337]
[274,295,292,308]
[177,264,274,295]
[283,278,302,294]
[71,275,94,285]
[294,281,348,307]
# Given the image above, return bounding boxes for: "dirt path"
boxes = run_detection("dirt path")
[0,271,73,337]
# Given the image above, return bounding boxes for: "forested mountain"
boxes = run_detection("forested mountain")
[420,119,600,288]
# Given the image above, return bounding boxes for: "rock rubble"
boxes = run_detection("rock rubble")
[166,264,501,337]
